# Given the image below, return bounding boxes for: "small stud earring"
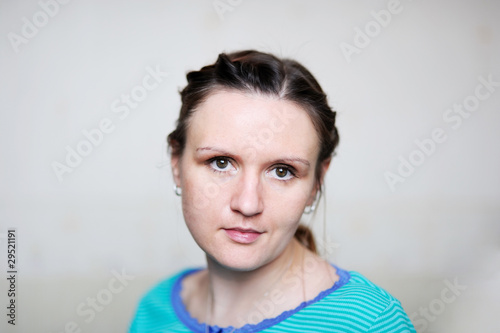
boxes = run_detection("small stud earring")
[304,203,316,214]
[304,193,319,214]
[173,185,182,196]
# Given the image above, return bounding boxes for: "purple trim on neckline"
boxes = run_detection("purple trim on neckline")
[172,264,351,333]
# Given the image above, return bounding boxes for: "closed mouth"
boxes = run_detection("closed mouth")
[225,227,263,234]
[223,228,264,244]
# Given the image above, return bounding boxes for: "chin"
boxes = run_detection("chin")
[206,250,270,272]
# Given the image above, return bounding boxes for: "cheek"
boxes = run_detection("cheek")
[265,188,312,229]
[180,172,228,233]
[275,201,304,232]
[180,185,213,250]
[270,180,313,209]
[181,177,212,224]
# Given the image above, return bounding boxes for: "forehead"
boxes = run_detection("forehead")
[186,90,320,160]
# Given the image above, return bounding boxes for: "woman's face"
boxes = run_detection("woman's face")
[172,90,328,271]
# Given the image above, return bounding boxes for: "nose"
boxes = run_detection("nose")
[230,171,264,217]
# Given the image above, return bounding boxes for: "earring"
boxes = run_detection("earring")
[304,203,316,214]
[173,185,182,196]
[304,193,319,214]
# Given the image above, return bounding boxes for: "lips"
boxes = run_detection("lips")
[224,228,263,244]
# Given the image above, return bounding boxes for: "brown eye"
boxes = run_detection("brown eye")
[275,167,288,178]
[215,159,228,169]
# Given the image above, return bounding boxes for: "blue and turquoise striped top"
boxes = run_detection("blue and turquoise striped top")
[129,266,416,332]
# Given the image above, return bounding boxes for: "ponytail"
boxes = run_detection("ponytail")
[294,224,317,254]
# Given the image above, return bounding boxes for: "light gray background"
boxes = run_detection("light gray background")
[1,0,499,332]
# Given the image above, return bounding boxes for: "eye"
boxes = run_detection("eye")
[215,158,228,169]
[208,157,236,173]
[275,167,288,178]
[269,166,295,181]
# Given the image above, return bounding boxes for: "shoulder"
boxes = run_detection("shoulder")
[128,268,202,333]
[329,269,416,332]
[334,270,400,307]
[278,268,416,332]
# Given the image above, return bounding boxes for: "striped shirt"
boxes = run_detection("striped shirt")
[129,266,416,332]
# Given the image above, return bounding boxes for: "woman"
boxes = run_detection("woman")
[130,50,416,332]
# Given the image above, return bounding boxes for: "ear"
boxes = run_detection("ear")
[307,158,331,205]
[171,153,182,186]
[318,157,331,185]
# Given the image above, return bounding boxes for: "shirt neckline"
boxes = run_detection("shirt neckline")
[171,264,351,333]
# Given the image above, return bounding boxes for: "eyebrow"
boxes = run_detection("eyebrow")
[196,147,310,167]
[196,146,231,154]
[274,158,310,167]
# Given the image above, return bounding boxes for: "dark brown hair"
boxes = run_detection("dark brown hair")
[168,50,339,253]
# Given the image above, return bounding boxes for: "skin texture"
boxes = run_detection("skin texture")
[171,90,337,327]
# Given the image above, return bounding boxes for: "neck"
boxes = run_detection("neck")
[205,239,303,327]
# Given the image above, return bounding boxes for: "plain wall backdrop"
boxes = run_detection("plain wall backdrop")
[1,0,499,332]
